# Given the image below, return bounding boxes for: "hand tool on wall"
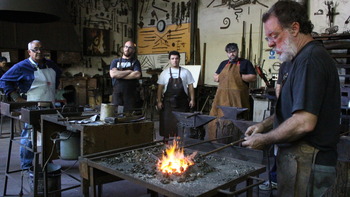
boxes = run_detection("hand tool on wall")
[207,0,215,8]
[176,2,180,25]
[181,1,186,21]
[252,0,268,8]
[152,0,168,13]
[200,42,206,86]
[241,21,246,59]
[139,0,145,21]
[151,10,158,21]
[144,0,150,13]
[185,0,191,21]
[171,2,175,24]
[248,23,252,61]
[314,9,324,15]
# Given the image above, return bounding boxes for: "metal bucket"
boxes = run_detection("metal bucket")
[29,163,61,197]
[59,131,80,160]
[100,103,115,121]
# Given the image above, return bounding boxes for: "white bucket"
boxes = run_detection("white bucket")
[59,131,80,160]
[100,103,115,121]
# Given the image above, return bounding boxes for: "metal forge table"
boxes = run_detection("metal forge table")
[80,139,265,197]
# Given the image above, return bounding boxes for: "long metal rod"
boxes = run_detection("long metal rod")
[183,135,237,148]
[200,95,210,113]
[201,139,245,157]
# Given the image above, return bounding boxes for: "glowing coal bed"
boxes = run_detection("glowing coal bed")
[94,143,263,197]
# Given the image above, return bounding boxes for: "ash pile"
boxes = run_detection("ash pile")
[98,144,256,184]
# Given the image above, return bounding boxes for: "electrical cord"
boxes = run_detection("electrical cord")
[42,131,72,171]
[43,131,78,177]
[42,138,57,172]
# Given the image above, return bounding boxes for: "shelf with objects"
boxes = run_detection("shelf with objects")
[314,33,350,134]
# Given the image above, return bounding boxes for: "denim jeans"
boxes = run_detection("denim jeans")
[269,158,277,183]
[20,123,34,170]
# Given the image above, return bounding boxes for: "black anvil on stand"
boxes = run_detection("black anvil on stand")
[172,111,216,140]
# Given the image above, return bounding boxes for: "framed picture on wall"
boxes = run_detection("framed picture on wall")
[83,28,110,56]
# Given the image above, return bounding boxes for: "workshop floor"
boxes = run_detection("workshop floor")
[0,116,277,197]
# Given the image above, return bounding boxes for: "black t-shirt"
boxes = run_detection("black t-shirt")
[277,61,291,85]
[110,58,141,87]
[275,41,340,165]
[215,58,256,75]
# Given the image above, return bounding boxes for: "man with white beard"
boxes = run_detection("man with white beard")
[242,1,340,196]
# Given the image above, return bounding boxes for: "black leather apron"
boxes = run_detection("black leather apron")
[159,67,189,137]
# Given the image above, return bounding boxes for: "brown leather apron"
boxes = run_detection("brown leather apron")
[277,141,319,197]
[159,67,189,137]
[208,61,250,140]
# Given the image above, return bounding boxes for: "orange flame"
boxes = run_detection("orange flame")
[157,139,196,174]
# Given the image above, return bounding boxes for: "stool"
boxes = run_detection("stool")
[0,92,9,137]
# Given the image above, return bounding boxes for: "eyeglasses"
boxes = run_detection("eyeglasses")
[265,28,289,42]
[265,32,281,42]
[124,45,134,50]
[30,47,44,53]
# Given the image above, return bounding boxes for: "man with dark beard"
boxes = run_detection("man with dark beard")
[208,43,256,141]
[242,1,340,196]
[110,41,142,113]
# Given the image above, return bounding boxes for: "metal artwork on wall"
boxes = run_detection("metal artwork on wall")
[83,28,110,56]
[220,17,231,29]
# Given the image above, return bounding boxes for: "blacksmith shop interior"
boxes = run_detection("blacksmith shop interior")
[1,0,350,196]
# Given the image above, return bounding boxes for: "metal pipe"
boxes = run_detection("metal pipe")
[183,135,237,148]
[201,139,245,157]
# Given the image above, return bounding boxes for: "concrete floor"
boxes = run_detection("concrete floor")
[0,116,277,197]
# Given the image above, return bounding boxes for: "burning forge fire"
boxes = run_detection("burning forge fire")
[157,139,197,175]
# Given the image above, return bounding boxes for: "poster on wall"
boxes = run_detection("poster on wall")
[137,23,191,64]
[138,53,186,70]
[83,28,110,56]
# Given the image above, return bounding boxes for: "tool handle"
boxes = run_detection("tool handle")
[201,139,244,157]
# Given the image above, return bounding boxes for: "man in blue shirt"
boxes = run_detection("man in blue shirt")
[0,40,61,170]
